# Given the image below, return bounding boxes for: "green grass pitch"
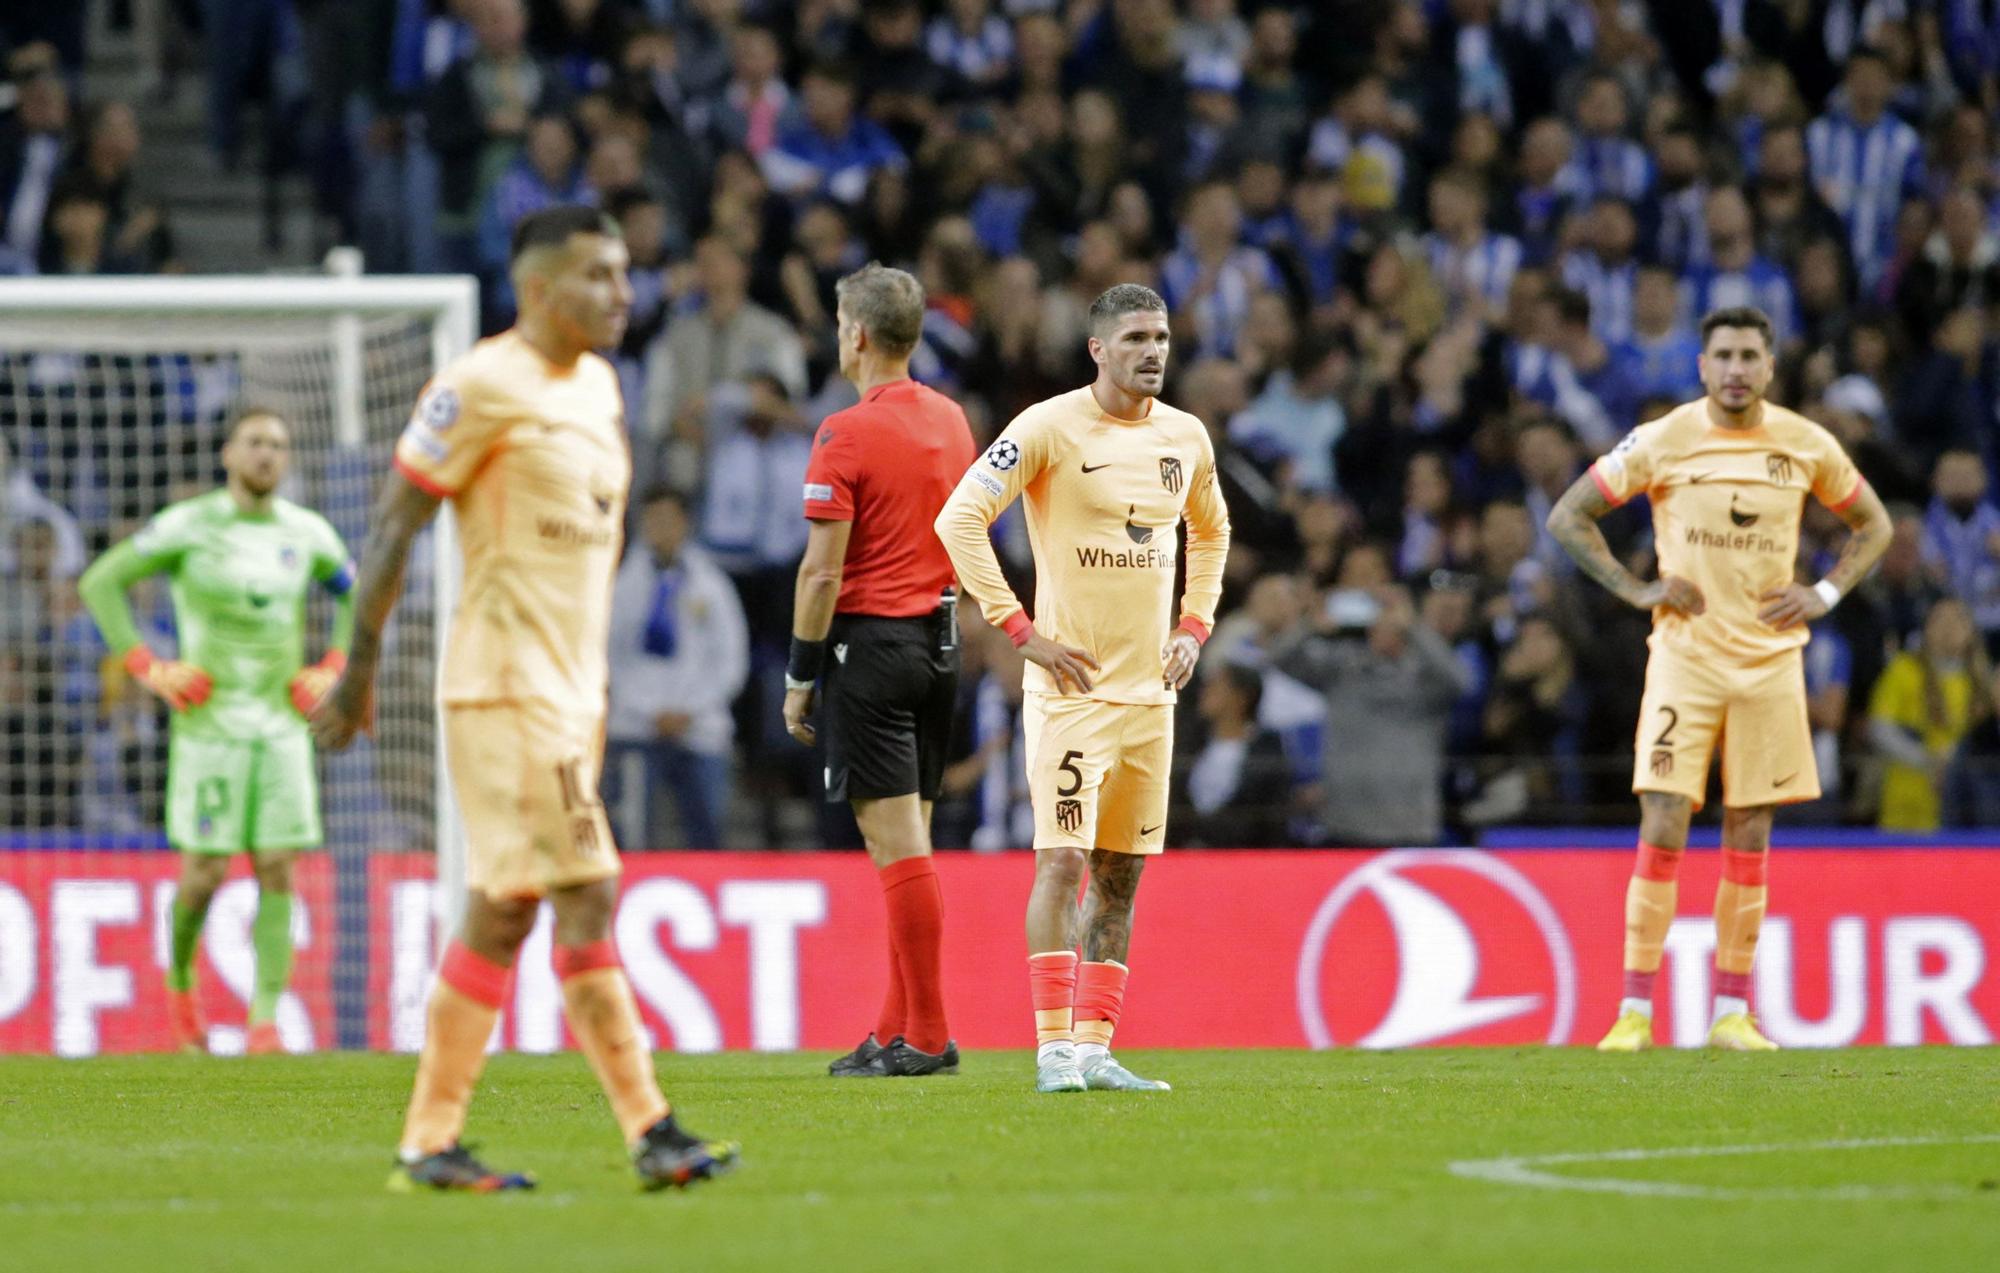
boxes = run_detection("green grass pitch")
[3,1048,1996,1272]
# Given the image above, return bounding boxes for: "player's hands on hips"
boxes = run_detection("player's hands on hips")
[1161,630,1201,691]
[123,647,213,712]
[1022,633,1099,694]
[1757,582,1827,630]
[288,651,346,716]
[310,665,376,751]
[783,684,817,745]
[1635,575,1705,617]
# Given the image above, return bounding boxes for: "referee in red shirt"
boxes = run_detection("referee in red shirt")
[782,263,976,1078]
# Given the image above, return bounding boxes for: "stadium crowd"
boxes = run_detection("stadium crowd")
[5,0,2000,847]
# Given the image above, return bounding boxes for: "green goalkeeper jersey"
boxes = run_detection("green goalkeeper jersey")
[79,489,355,741]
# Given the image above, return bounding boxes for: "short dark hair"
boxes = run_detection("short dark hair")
[834,262,925,357]
[226,405,289,440]
[638,484,686,512]
[1088,283,1168,338]
[509,204,620,265]
[1699,306,1775,350]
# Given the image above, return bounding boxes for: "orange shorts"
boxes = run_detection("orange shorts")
[1023,693,1173,855]
[1632,644,1818,810]
[443,699,619,898]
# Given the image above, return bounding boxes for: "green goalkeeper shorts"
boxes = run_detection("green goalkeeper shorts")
[166,730,323,854]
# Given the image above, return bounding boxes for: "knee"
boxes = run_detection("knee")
[1638,795,1693,850]
[1722,808,1774,853]
[252,861,294,896]
[1036,846,1088,892]
[551,880,618,947]
[467,895,540,955]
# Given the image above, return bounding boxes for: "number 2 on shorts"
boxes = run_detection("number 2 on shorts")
[1654,706,1679,748]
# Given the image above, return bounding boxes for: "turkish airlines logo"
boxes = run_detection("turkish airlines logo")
[1297,851,1577,1048]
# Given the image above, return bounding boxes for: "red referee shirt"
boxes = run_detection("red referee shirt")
[802,378,977,618]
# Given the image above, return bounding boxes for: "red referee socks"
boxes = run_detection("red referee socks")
[879,856,949,1053]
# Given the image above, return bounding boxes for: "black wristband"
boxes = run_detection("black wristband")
[787,636,826,683]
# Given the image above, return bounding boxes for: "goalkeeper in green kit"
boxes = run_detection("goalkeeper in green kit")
[79,409,354,1055]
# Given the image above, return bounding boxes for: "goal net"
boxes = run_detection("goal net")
[0,275,475,1056]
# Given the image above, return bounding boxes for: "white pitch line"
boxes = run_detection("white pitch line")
[1450,1135,2000,1201]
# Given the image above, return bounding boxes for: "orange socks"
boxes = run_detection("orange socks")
[1073,960,1128,1060]
[1620,841,1682,1011]
[556,940,669,1145]
[400,941,509,1158]
[1028,951,1078,1048]
[1713,847,1769,996]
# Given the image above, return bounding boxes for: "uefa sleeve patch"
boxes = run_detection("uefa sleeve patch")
[969,469,1005,496]
[414,384,460,433]
[803,482,834,502]
[399,422,448,462]
[984,439,1020,471]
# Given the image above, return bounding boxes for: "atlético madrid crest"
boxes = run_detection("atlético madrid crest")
[1159,456,1183,493]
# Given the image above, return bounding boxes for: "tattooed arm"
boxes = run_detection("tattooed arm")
[1546,472,1705,616]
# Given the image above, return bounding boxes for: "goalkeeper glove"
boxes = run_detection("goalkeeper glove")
[289,650,347,716]
[122,647,213,712]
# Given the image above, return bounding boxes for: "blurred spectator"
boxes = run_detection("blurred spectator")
[927,0,1016,97]
[0,45,70,275]
[38,183,139,276]
[1466,613,1590,823]
[1571,71,1652,204]
[1515,417,1582,568]
[1559,195,1639,344]
[1239,4,1313,164]
[1680,185,1801,345]
[642,234,807,443]
[1862,502,1951,650]
[1803,604,1856,815]
[59,101,175,274]
[1922,449,2000,653]
[761,61,905,205]
[1627,265,1702,403]
[1753,123,1848,275]
[1807,46,1926,288]
[1307,74,1405,216]
[1869,597,1992,831]
[1650,120,1708,271]
[606,486,749,849]
[0,440,85,579]
[530,0,635,94]
[1896,185,2000,343]
[1229,327,1348,496]
[1160,180,1279,359]
[966,624,1032,850]
[707,22,790,160]
[426,0,569,267]
[1271,583,1473,845]
[478,113,592,298]
[1512,116,1580,265]
[1172,661,1292,848]
[1518,288,1640,450]
[1423,166,1521,321]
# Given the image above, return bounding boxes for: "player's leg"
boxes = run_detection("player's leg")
[243,848,295,1054]
[392,704,540,1192]
[1022,694,1108,1093]
[1073,704,1172,1091]
[1601,649,1718,1051]
[1706,655,1813,1050]
[1707,804,1778,1050]
[547,875,741,1189]
[242,730,323,1054]
[392,889,540,1192]
[162,732,250,1053]
[166,850,229,1053]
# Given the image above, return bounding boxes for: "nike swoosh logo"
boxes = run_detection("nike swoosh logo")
[1688,471,1714,483]
[1081,463,1111,473]
[1140,824,1162,836]
[1774,773,1798,787]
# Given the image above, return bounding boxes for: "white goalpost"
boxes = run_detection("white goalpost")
[0,272,476,1053]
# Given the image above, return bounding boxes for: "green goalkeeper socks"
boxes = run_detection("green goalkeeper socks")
[249,892,295,1025]
[166,898,207,993]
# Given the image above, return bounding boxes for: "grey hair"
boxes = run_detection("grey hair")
[834,262,925,357]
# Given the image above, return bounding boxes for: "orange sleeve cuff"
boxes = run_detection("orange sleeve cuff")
[1827,476,1865,513]
[1589,462,1624,507]
[1001,611,1034,647]
[393,455,455,498]
[1177,616,1210,645]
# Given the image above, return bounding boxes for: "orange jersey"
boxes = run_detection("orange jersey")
[935,387,1231,705]
[1590,398,1863,665]
[393,331,630,707]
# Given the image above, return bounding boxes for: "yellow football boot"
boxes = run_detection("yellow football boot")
[1595,1009,1654,1052]
[1707,1012,1779,1051]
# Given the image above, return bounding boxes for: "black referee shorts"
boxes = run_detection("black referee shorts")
[821,611,959,803]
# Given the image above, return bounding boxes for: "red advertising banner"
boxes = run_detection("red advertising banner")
[3,849,1995,1054]
[0,853,336,1055]
[361,848,2000,1053]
